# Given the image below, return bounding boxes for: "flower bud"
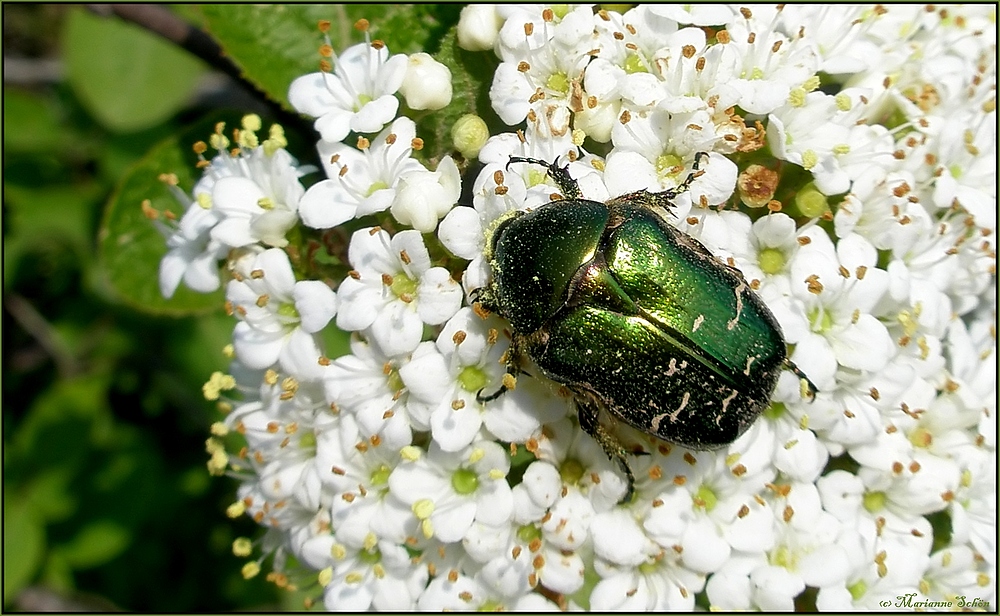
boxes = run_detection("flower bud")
[794,182,830,218]
[451,114,489,159]
[457,5,502,51]
[400,53,453,111]
[573,100,619,144]
[390,157,461,232]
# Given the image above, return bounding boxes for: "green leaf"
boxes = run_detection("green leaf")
[98,125,223,315]
[3,498,46,601]
[198,5,460,110]
[2,89,69,153]
[58,520,131,569]
[62,7,206,132]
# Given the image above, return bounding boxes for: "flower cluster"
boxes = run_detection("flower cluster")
[158,6,995,611]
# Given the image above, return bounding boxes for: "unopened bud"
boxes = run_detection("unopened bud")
[452,114,489,159]
[400,53,453,111]
[794,182,830,218]
[457,5,502,51]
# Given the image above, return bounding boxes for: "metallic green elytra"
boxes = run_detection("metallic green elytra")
[474,155,815,502]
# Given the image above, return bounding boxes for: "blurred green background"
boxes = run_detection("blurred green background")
[4,4,470,609]
[4,4,307,610]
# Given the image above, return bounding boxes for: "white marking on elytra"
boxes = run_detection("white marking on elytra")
[692,314,705,332]
[728,282,746,330]
[744,355,757,376]
[720,389,739,414]
[666,391,691,424]
[665,358,678,376]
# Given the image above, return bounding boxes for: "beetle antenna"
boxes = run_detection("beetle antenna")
[507,156,582,200]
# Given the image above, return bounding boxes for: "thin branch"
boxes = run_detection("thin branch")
[4,294,81,378]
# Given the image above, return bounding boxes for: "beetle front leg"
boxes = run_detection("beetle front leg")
[476,334,522,403]
[576,395,636,504]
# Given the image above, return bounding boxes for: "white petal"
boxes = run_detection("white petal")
[417,268,463,325]
[351,94,399,134]
[293,280,337,333]
[437,156,462,205]
[232,321,284,369]
[348,227,396,278]
[278,328,325,381]
[431,500,477,543]
[323,579,374,612]
[438,207,484,260]
[474,480,513,526]
[430,402,482,452]
[590,573,644,611]
[213,176,264,214]
[540,549,585,594]
[591,510,651,566]
[159,251,189,298]
[288,72,335,117]
[255,248,296,296]
[299,180,357,229]
[390,229,432,274]
[603,150,658,196]
[210,217,256,248]
[831,315,892,371]
[798,544,849,588]
[376,54,409,95]
[369,301,423,356]
[681,518,731,573]
[335,278,382,331]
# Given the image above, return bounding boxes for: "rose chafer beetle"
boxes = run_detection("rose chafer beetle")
[473,154,815,502]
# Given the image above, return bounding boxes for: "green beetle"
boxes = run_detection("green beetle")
[473,155,815,502]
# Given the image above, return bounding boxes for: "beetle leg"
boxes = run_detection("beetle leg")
[662,151,708,200]
[783,358,818,400]
[476,335,522,403]
[576,395,636,503]
[507,156,582,200]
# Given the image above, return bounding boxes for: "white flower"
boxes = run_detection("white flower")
[157,118,307,296]
[321,336,435,447]
[402,307,569,452]
[531,417,630,515]
[388,440,513,544]
[157,201,227,298]
[299,116,424,229]
[322,537,428,611]
[771,228,893,391]
[416,571,559,611]
[928,115,997,230]
[489,5,598,130]
[476,461,586,594]
[289,41,407,143]
[336,228,462,356]
[606,107,736,203]
[226,248,335,380]
[719,7,818,115]
[399,53,452,111]
[389,156,461,232]
[590,505,705,610]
